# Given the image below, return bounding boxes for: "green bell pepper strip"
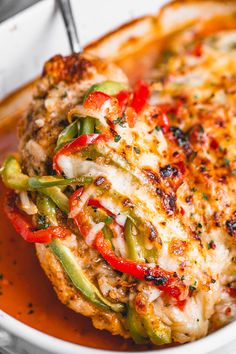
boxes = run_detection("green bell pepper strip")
[125,217,170,345]
[28,175,92,189]
[56,120,78,151]
[1,156,92,196]
[36,194,58,225]
[80,117,95,135]
[144,247,158,263]
[50,238,124,312]
[124,218,145,262]
[124,215,158,263]
[83,81,128,103]
[0,155,29,191]
[48,116,95,212]
[102,225,113,241]
[127,307,149,344]
[40,187,69,214]
[0,155,69,213]
[128,306,171,345]
[141,314,172,345]
[102,225,115,250]
[36,195,124,313]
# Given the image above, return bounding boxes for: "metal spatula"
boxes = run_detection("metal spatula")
[57,0,82,53]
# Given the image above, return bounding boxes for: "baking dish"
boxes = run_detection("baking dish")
[1,1,236,353]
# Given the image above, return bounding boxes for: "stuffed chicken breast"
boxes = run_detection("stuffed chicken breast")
[1,18,236,345]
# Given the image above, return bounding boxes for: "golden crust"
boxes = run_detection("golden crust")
[42,53,128,85]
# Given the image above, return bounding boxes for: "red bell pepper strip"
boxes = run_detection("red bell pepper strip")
[116,90,131,109]
[88,198,125,233]
[5,192,70,244]
[53,134,105,174]
[69,188,187,301]
[131,80,150,113]
[94,231,186,300]
[69,187,92,237]
[69,186,84,207]
[88,198,116,218]
[84,91,110,110]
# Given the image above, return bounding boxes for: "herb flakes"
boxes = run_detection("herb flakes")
[133,146,141,154]
[114,135,121,143]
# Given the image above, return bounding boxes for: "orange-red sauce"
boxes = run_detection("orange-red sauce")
[0,114,149,352]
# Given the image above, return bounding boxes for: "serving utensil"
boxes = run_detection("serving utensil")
[57,0,82,53]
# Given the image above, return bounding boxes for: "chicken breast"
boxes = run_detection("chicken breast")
[18,53,130,338]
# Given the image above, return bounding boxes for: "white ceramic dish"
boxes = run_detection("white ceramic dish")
[0,0,167,100]
[0,1,236,353]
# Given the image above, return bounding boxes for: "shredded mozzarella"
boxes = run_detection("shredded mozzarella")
[69,185,95,218]
[115,214,127,227]
[86,222,105,246]
[19,191,38,215]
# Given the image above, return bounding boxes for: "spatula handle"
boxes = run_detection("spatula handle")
[57,0,82,53]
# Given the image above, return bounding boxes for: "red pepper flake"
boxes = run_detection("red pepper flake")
[191,42,203,57]
[208,240,216,250]
[180,207,185,216]
[210,138,219,150]
[225,307,232,315]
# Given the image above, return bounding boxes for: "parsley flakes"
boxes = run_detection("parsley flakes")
[133,146,141,154]
[112,117,125,127]
[114,135,121,143]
